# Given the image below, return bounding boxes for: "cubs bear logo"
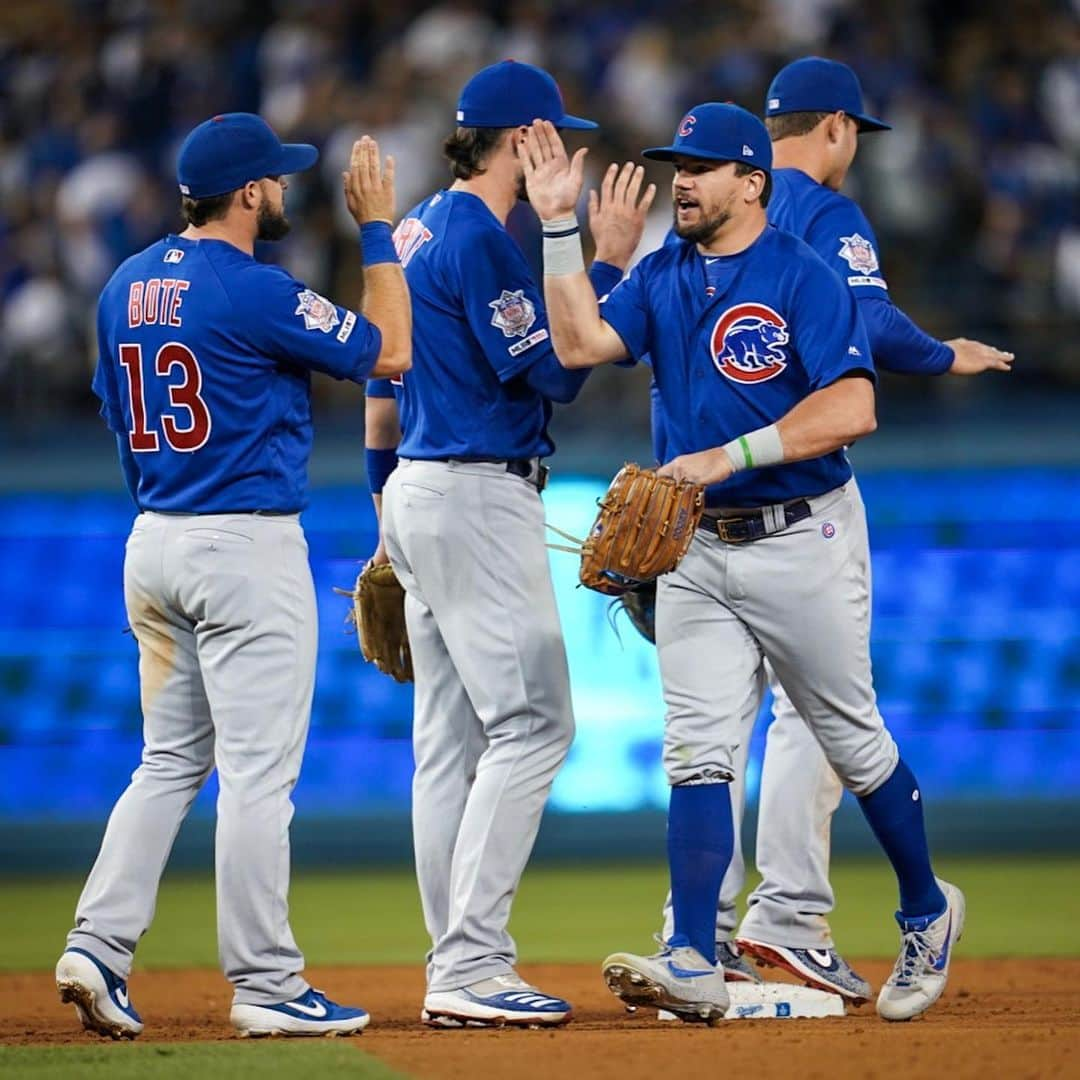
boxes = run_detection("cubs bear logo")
[710,302,789,383]
[294,289,340,333]
[488,289,536,338]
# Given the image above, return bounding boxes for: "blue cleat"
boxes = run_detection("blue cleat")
[56,948,143,1039]
[231,988,370,1037]
[736,937,872,1004]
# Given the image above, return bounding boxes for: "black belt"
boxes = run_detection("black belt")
[698,498,812,543]
[440,456,549,493]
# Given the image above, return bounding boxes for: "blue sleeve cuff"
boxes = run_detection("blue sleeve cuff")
[366,446,398,494]
[359,222,399,267]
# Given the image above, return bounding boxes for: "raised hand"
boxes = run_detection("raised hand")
[589,161,657,270]
[517,119,588,223]
[343,136,396,227]
[946,338,1015,375]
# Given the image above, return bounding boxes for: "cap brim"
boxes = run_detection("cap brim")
[558,114,598,130]
[642,146,747,164]
[851,113,891,132]
[276,143,320,175]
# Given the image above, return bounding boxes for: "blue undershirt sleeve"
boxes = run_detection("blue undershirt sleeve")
[858,296,954,376]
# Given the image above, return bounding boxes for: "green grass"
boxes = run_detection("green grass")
[0,1042,406,1079]
[4,855,1080,974]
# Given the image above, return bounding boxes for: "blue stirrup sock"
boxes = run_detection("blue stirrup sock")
[858,758,946,919]
[667,781,733,965]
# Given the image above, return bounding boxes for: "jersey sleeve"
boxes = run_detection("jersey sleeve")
[91,301,126,435]
[858,296,954,376]
[231,264,382,382]
[453,223,558,383]
[787,253,875,390]
[598,260,651,361]
[365,377,398,398]
[805,199,890,300]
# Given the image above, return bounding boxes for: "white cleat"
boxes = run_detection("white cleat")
[56,949,143,1040]
[231,988,369,1037]
[877,879,966,1022]
[602,940,730,1025]
[422,973,572,1028]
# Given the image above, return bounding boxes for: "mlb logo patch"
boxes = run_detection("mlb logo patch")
[838,233,879,275]
[488,289,536,338]
[163,249,185,264]
[294,289,341,333]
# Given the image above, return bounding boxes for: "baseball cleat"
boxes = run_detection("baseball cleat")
[231,988,369,1037]
[877,879,965,1022]
[602,937,730,1024]
[718,940,762,984]
[422,973,572,1027]
[56,948,143,1040]
[736,938,871,1003]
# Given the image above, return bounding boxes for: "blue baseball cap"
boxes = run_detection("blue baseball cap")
[643,103,772,171]
[456,60,598,130]
[177,113,319,199]
[765,57,890,133]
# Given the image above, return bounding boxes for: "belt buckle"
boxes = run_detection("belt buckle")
[716,518,748,544]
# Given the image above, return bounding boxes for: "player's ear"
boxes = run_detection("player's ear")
[239,180,261,210]
[826,111,846,145]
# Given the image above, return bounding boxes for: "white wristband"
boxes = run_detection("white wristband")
[542,214,585,275]
[721,424,784,472]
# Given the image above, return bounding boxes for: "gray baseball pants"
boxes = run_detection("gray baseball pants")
[381,459,574,993]
[658,481,897,943]
[66,511,314,1005]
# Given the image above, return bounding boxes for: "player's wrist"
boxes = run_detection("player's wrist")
[541,214,585,276]
[359,221,398,267]
[720,424,784,473]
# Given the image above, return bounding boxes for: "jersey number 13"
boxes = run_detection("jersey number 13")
[118,342,212,453]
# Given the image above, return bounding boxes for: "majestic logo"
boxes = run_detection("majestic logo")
[710,302,789,384]
[678,113,697,138]
[393,217,433,268]
[294,289,340,333]
[488,289,536,338]
[838,232,879,275]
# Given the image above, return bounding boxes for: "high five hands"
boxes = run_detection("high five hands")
[518,119,656,267]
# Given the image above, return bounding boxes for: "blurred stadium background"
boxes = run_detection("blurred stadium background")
[1,0,1077,870]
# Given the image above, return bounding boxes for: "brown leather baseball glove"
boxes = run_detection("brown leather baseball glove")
[579,464,704,595]
[335,561,413,683]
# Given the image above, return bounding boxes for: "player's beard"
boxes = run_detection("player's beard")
[256,198,291,241]
[672,203,731,245]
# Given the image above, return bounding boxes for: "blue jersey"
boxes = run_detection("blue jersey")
[769,168,952,375]
[390,190,562,460]
[602,225,873,508]
[92,234,380,513]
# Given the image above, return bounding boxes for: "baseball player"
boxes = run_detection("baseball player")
[522,104,964,1024]
[370,60,652,1028]
[655,58,1015,1004]
[54,114,410,1039]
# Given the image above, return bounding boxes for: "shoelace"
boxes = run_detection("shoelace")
[891,929,936,986]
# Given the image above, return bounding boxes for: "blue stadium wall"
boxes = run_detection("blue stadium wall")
[2,468,1078,870]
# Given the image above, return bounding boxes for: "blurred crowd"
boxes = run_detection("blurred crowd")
[1,0,1077,432]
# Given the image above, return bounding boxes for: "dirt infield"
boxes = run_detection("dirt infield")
[3,959,1078,1078]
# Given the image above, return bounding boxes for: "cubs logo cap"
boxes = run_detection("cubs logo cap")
[177,113,319,199]
[456,60,598,130]
[643,103,772,171]
[765,57,890,132]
